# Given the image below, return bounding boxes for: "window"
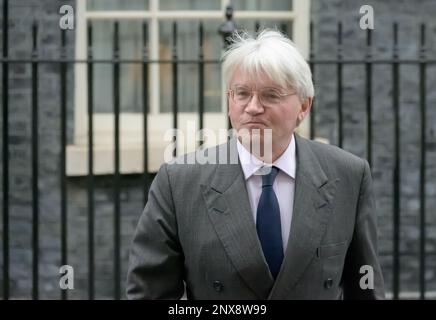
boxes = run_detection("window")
[68,0,311,175]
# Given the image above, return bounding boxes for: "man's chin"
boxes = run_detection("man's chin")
[237,131,265,143]
[236,129,273,162]
[243,123,267,130]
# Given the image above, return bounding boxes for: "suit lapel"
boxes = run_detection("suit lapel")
[268,134,339,299]
[202,135,339,299]
[201,139,274,299]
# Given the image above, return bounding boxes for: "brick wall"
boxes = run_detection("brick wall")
[311,0,436,296]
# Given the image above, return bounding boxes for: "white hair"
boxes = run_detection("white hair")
[221,29,314,100]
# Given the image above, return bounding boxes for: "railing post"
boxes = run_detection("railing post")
[198,21,204,147]
[87,22,95,300]
[60,25,68,301]
[392,22,400,301]
[2,0,10,300]
[309,21,315,140]
[336,22,343,148]
[365,28,373,167]
[142,21,150,208]
[172,21,178,157]
[419,23,427,300]
[218,5,237,131]
[113,21,121,300]
[31,21,39,300]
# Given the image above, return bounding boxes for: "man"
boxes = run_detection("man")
[126,30,385,299]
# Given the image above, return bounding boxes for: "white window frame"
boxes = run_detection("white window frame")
[68,0,311,176]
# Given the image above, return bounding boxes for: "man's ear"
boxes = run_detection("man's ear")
[298,97,313,123]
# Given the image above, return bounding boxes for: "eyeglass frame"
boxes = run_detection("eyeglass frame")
[226,84,297,106]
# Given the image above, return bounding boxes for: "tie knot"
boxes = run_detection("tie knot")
[261,166,279,187]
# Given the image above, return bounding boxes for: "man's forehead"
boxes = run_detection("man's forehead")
[231,69,280,87]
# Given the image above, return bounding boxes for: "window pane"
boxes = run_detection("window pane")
[233,0,292,11]
[160,0,220,10]
[159,21,222,113]
[87,0,148,11]
[91,21,144,113]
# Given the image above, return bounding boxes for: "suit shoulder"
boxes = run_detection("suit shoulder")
[160,142,231,181]
[302,138,367,174]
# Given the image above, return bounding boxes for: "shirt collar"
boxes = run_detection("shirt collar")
[237,134,296,180]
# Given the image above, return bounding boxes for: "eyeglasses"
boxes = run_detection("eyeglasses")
[227,85,296,106]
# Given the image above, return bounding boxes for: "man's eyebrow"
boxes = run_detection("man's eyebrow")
[261,86,283,90]
[232,84,283,89]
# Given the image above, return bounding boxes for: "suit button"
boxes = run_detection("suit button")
[213,281,223,292]
[324,278,333,289]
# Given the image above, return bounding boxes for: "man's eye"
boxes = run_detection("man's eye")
[263,92,281,100]
[236,91,251,98]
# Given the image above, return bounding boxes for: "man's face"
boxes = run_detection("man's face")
[228,69,311,151]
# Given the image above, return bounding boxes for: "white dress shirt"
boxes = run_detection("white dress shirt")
[236,134,296,253]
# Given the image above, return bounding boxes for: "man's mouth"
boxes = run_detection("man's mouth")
[244,121,266,126]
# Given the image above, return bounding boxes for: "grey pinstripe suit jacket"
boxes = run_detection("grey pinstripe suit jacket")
[126,134,385,299]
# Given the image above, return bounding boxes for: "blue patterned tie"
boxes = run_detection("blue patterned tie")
[256,166,284,279]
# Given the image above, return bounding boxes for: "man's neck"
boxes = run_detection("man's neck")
[269,135,293,163]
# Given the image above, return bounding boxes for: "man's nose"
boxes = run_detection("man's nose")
[244,92,264,115]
